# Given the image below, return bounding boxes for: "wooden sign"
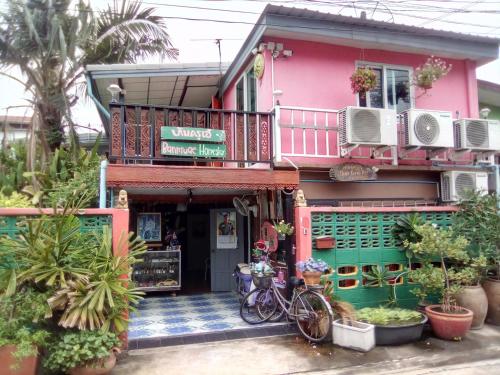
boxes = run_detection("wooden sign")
[329,163,377,181]
[161,126,225,142]
[161,140,226,158]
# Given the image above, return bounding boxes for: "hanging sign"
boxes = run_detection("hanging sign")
[161,141,226,158]
[161,126,226,142]
[329,163,377,181]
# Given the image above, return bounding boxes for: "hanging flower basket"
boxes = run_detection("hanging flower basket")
[350,67,377,98]
[414,56,452,90]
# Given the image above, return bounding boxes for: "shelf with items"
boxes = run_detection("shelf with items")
[132,249,181,292]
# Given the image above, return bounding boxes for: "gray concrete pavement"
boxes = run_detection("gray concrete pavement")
[113,325,500,375]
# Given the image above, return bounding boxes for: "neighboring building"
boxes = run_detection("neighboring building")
[0,115,30,144]
[86,5,499,303]
[478,79,500,120]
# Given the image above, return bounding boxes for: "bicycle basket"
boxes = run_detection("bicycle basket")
[251,273,273,288]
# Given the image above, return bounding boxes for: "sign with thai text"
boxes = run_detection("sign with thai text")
[329,163,377,181]
[161,140,226,158]
[161,126,225,142]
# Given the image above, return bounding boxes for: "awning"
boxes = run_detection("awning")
[107,165,299,191]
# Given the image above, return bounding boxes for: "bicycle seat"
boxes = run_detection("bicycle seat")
[289,277,305,287]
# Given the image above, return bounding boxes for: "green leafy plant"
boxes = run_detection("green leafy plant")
[406,224,469,312]
[273,220,294,236]
[392,213,424,257]
[44,330,121,373]
[0,191,33,208]
[448,255,489,287]
[0,288,51,368]
[409,264,444,304]
[356,307,423,326]
[453,191,500,279]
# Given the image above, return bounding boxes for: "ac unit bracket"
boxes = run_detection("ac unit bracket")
[426,148,449,159]
[448,149,471,161]
[372,145,392,158]
[340,144,360,157]
[399,146,420,159]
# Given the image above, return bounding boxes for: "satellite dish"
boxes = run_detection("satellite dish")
[232,197,257,217]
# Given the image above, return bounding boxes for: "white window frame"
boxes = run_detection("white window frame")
[235,63,258,112]
[355,60,415,112]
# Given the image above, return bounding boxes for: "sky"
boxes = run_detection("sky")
[1,0,500,131]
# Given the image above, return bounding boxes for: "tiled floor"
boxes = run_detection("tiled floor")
[129,292,291,344]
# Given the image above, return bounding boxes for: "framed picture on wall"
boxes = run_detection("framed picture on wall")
[216,210,238,249]
[137,213,161,242]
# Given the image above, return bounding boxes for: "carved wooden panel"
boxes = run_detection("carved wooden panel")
[111,108,122,158]
[183,112,193,127]
[236,114,245,161]
[197,113,206,128]
[223,113,232,159]
[140,109,150,157]
[125,108,136,157]
[248,114,257,161]
[154,110,164,157]
[260,116,270,161]
[168,111,178,127]
[210,112,220,130]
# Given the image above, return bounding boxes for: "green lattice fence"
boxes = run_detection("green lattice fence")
[0,215,112,238]
[311,211,453,309]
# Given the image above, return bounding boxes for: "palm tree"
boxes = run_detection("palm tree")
[0,0,177,163]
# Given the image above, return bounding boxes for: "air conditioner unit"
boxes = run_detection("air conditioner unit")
[339,106,397,147]
[440,171,489,202]
[402,109,454,148]
[454,119,500,151]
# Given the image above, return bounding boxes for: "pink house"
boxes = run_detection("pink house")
[86,5,499,302]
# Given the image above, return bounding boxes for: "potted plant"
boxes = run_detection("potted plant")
[406,224,473,341]
[408,264,444,313]
[322,278,375,352]
[356,307,427,345]
[273,220,294,240]
[44,330,121,375]
[350,67,377,98]
[296,258,329,285]
[452,191,500,325]
[0,288,51,375]
[413,56,452,90]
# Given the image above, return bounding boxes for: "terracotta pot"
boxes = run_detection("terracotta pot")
[0,345,38,375]
[483,277,500,325]
[302,271,322,286]
[455,285,488,329]
[425,305,473,341]
[69,350,117,375]
[315,237,335,250]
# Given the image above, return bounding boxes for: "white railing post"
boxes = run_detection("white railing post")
[274,105,282,162]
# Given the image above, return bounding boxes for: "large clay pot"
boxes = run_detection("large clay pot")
[69,350,117,375]
[455,285,488,329]
[425,305,473,341]
[483,278,500,325]
[0,345,38,375]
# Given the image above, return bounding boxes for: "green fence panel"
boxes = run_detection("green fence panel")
[0,215,112,238]
[311,211,453,309]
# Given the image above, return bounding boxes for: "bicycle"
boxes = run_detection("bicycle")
[239,273,333,342]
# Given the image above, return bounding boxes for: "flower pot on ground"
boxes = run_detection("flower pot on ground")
[454,285,488,329]
[356,307,427,345]
[483,277,500,325]
[44,330,122,375]
[0,345,38,375]
[425,305,473,341]
[332,319,375,352]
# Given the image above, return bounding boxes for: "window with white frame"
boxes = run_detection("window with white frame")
[357,63,412,113]
[236,66,257,111]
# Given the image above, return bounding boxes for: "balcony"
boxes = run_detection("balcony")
[109,103,274,167]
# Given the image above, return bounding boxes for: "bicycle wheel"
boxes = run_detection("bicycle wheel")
[266,289,287,323]
[240,288,276,324]
[293,289,332,342]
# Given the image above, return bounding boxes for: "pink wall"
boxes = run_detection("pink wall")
[224,37,479,118]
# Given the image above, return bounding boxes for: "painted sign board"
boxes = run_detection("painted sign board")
[161,140,226,158]
[329,163,377,181]
[161,126,225,142]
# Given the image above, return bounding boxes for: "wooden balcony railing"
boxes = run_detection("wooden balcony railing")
[109,103,274,167]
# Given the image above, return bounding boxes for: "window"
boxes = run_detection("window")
[235,67,257,111]
[358,63,412,113]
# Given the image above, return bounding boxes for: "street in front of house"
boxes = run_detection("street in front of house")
[113,325,500,375]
